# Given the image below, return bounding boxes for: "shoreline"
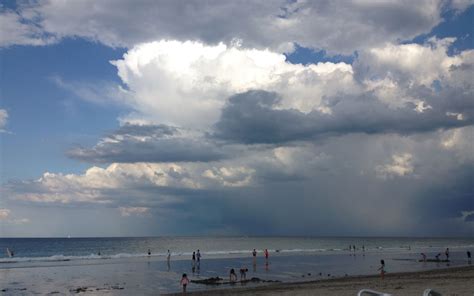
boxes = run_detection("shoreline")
[165,265,474,296]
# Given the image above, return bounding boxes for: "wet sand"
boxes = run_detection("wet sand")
[166,265,474,296]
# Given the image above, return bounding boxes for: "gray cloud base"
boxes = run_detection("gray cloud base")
[67,124,226,163]
[214,89,473,144]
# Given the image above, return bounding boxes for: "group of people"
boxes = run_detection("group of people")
[181,248,271,293]
[191,249,201,271]
[349,245,365,254]
[420,248,472,262]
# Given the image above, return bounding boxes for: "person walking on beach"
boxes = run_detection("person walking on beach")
[180,273,190,294]
[445,248,450,260]
[378,259,386,280]
[229,268,237,283]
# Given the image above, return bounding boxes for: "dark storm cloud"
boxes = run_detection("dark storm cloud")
[214,89,473,144]
[67,123,226,163]
[413,164,474,221]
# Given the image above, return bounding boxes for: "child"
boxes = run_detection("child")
[378,259,386,279]
[180,273,190,294]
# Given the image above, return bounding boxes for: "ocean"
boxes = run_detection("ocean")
[1,236,473,294]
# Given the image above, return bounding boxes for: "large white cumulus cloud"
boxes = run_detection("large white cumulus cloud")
[109,38,473,133]
[112,40,357,127]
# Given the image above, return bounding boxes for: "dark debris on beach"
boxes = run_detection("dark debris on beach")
[191,277,280,286]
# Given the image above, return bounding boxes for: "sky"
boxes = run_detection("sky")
[0,0,473,237]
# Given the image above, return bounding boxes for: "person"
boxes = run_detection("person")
[421,253,426,262]
[445,248,450,260]
[264,248,269,261]
[378,259,386,279]
[362,245,365,252]
[180,273,190,294]
[229,268,237,283]
[148,249,151,256]
[192,251,196,267]
[252,249,257,262]
[196,249,201,264]
[167,250,171,262]
[239,267,248,280]
[467,250,471,263]
[98,251,101,256]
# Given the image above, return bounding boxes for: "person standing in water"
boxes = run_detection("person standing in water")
[467,251,472,263]
[445,248,450,260]
[196,249,201,265]
[229,268,237,283]
[421,253,427,262]
[180,273,190,294]
[192,251,196,267]
[264,249,269,261]
[378,259,386,279]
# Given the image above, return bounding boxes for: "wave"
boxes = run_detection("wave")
[1,245,472,265]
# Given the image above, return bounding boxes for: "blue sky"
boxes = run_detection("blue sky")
[0,1,473,237]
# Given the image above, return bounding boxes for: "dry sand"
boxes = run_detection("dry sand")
[167,265,474,296]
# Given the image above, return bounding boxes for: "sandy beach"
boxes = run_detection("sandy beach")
[167,266,474,296]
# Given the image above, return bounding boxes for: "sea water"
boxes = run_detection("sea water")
[0,237,473,294]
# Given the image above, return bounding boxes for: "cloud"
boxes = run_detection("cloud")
[203,166,255,187]
[118,206,149,217]
[67,123,226,163]
[107,38,473,136]
[0,208,30,224]
[376,153,415,179]
[3,1,465,53]
[213,87,472,144]
[110,40,358,127]
[4,129,474,235]
[0,8,56,47]
[0,109,8,131]
[0,208,10,220]
[3,162,254,206]
[50,76,129,106]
